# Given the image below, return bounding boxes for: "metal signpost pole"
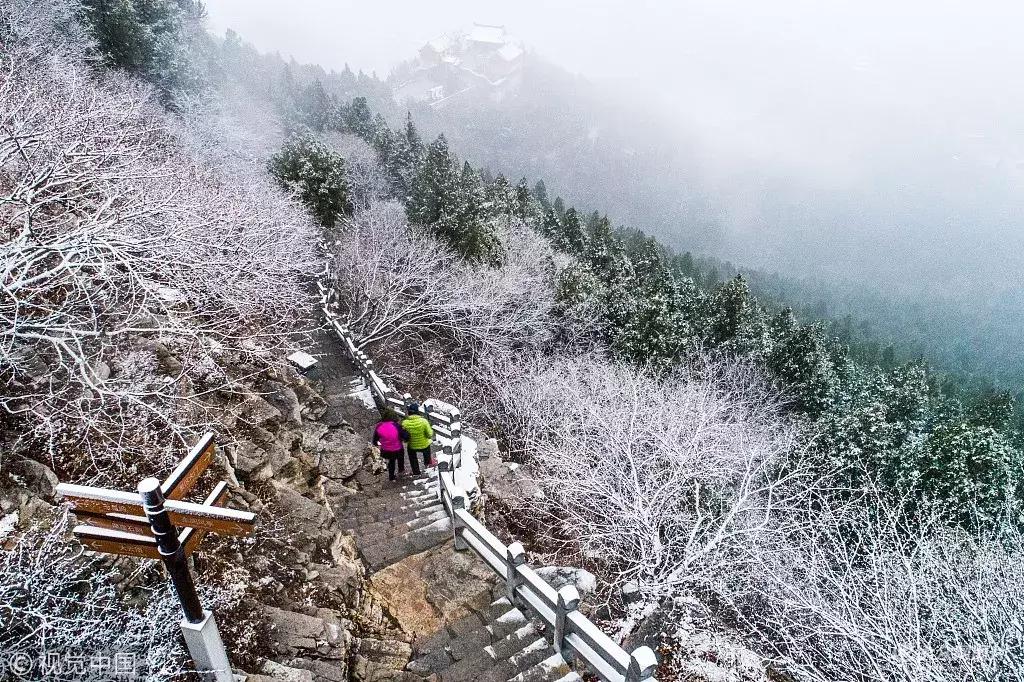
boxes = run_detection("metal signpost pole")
[138,478,232,682]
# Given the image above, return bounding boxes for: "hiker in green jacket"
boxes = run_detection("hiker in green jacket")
[401,402,435,473]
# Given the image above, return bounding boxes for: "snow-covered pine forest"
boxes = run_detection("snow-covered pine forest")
[3,1,1024,680]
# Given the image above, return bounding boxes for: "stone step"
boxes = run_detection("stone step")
[337,498,443,529]
[477,597,517,626]
[485,623,540,662]
[339,496,437,517]
[348,505,447,540]
[410,597,515,660]
[339,483,437,507]
[507,638,556,670]
[407,597,527,678]
[486,605,530,642]
[359,517,453,570]
[507,652,572,682]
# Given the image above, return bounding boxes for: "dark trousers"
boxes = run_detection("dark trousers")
[397,448,421,476]
[410,446,431,469]
[382,450,403,480]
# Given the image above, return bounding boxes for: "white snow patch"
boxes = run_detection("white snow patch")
[611,596,660,642]
[156,286,185,302]
[453,434,480,499]
[287,350,317,371]
[677,631,766,682]
[348,383,375,409]
[496,608,527,625]
[539,653,568,672]
[0,512,18,542]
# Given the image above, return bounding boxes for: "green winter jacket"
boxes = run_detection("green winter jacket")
[401,414,434,450]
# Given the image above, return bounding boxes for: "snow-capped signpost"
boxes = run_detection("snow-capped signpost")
[54,433,253,682]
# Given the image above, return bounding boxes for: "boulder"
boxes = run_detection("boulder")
[264,606,351,660]
[534,566,597,598]
[313,559,362,601]
[12,459,59,498]
[271,481,334,540]
[230,440,272,481]
[259,660,314,682]
[369,542,494,641]
[238,396,285,435]
[264,380,303,425]
[316,429,368,481]
[300,422,330,451]
[294,379,328,421]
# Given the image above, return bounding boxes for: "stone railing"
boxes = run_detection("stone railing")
[318,277,658,682]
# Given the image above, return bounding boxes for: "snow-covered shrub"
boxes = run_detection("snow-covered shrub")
[0,515,184,677]
[737,493,1024,682]
[0,0,317,479]
[479,352,811,600]
[328,200,561,386]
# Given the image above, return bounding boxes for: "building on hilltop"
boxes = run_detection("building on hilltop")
[394,23,525,107]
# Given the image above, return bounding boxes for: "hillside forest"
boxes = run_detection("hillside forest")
[2,1,1023,681]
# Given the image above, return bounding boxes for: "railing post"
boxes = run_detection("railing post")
[505,541,526,606]
[553,585,580,657]
[451,488,468,551]
[436,456,451,502]
[625,646,658,682]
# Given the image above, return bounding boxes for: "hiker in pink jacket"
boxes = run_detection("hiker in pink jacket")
[372,417,409,481]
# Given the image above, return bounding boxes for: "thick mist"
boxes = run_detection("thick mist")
[205,0,1024,304]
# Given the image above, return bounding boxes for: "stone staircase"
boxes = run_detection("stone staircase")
[336,468,452,571]
[308,325,592,682]
[407,590,578,682]
[333,457,574,682]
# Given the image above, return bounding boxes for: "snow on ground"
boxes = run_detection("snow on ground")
[347,378,375,409]
[454,434,480,499]
[535,566,598,597]
[0,512,18,543]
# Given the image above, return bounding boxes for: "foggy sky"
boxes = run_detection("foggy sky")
[205,0,1024,299]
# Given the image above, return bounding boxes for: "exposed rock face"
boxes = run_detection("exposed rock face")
[369,541,495,640]
[11,459,59,498]
[316,428,369,481]
[264,606,352,660]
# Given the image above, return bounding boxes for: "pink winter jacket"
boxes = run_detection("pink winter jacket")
[373,420,404,453]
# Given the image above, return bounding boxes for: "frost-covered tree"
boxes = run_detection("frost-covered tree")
[737,493,1024,682]
[481,353,810,598]
[1,0,317,478]
[0,516,185,674]
[269,130,350,227]
[407,136,502,264]
[327,201,558,377]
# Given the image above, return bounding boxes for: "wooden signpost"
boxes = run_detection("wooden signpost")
[54,433,252,682]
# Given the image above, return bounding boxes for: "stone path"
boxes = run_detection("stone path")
[314,328,577,682]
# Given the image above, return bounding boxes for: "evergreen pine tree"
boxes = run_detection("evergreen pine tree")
[269,131,350,227]
[533,179,549,208]
[408,135,459,227]
[556,207,588,255]
[80,0,205,99]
